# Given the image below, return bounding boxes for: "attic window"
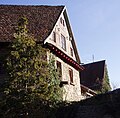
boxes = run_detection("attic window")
[52,32,56,42]
[63,20,65,26]
[60,17,65,26]
[60,17,62,24]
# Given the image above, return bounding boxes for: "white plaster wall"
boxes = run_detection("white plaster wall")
[46,12,81,101]
[46,13,77,61]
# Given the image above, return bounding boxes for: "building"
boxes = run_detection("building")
[56,88,120,118]
[80,60,111,93]
[0,5,85,101]
[81,84,97,99]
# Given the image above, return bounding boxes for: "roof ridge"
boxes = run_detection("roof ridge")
[0,4,65,7]
[82,60,105,65]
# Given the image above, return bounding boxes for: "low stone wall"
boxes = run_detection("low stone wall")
[56,89,120,118]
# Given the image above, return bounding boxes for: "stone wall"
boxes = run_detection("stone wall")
[56,89,120,118]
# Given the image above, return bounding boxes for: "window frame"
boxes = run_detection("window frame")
[60,17,63,24]
[60,17,65,27]
[52,31,56,42]
[69,68,73,84]
[61,34,66,51]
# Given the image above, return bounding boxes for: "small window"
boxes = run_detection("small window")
[52,32,56,42]
[69,68,73,83]
[61,34,66,51]
[60,17,65,26]
[57,61,62,79]
[70,47,73,57]
[63,20,65,26]
[60,17,63,24]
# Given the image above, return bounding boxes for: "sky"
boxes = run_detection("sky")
[1,0,120,89]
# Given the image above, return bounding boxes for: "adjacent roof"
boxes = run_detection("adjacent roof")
[0,5,64,42]
[80,60,105,90]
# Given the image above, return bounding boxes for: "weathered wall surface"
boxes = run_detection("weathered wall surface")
[56,89,120,118]
[46,12,81,101]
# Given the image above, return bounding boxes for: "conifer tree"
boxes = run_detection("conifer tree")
[2,17,62,117]
[101,66,111,93]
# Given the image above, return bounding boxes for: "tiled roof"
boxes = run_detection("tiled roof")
[80,60,105,90]
[0,5,81,64]
[0,5,64,42]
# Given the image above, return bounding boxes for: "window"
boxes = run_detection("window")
[70,47,73,57]
[61,34,66,51]
[60,17,63,24]
[63,20,65,26]
[57,61,62,79]
[52,32,56,42]
[60,17,65,26]
[69,68,73,83]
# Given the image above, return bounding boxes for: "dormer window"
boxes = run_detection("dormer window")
[61,34,66,51]
[52,32,56,42]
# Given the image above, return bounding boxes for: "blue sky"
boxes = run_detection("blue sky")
[1,0,120,89]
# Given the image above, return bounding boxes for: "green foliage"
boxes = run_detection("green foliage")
[97,66,111,94]
[0,17,62,117]
[101,66,111,93]
[47,55,62,104]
